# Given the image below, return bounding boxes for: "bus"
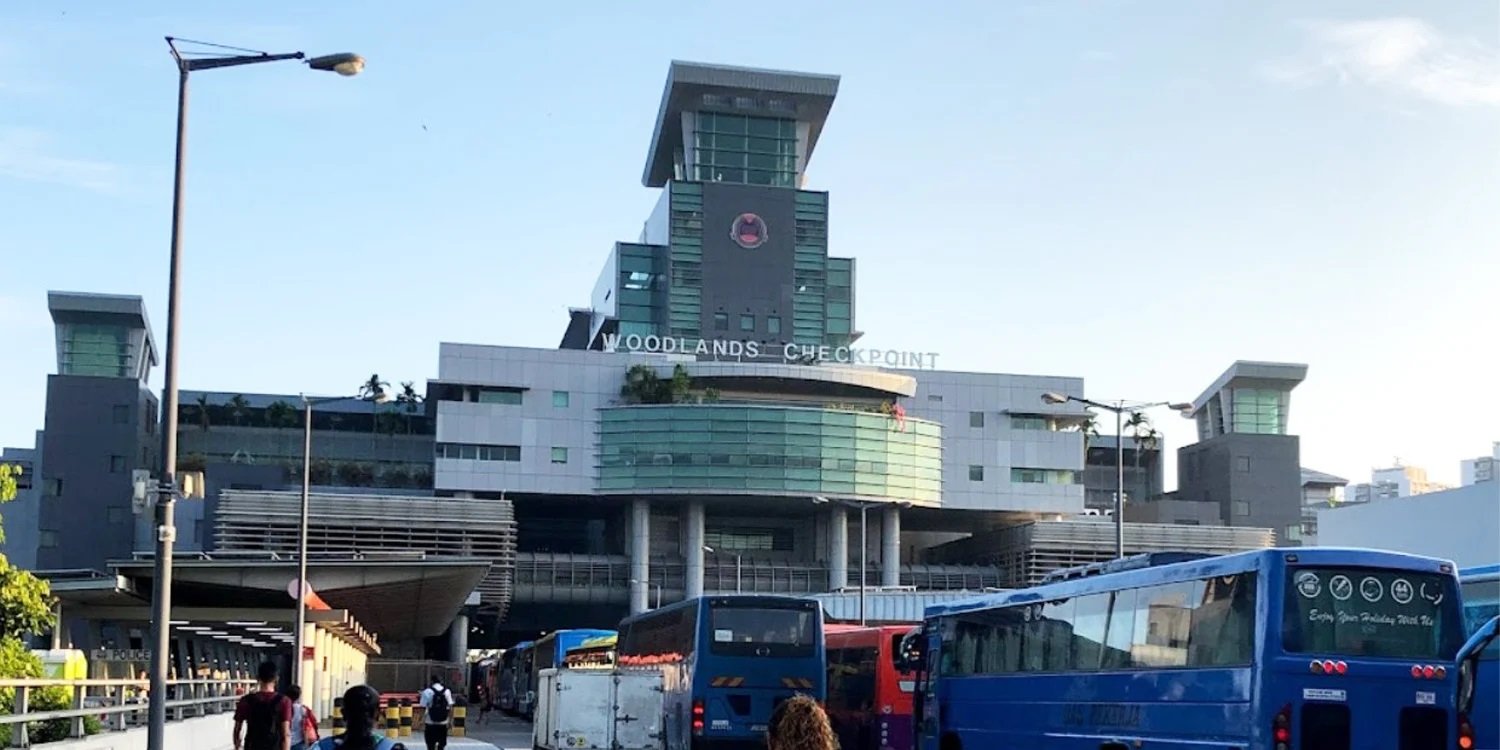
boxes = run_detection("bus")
[618,595,825,750]
[565,634,618,669]
[906,548,1470,750]
[1461,565,1499,750]
[525,629,616,716]
[825,625,919,750]
[499,640,533,715]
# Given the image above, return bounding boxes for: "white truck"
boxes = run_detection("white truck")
[533,667,663,750]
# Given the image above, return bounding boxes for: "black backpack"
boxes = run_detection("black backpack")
[245,694,288,750]
[427,687,451,723]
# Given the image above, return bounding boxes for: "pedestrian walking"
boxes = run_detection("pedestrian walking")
[474,682,492,726]
[414,675,455,750]
[314,684,405,750]
[233,661,292,750]
[286,684,320,750]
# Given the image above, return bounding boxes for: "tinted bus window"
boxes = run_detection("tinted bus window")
[1460,577,1499,660]
[1188,573,1256,666]
[1071,593,1110,671]
[1132,581,1197,667]
[710,605,815,657]
[1284,567,1461,659]
[1101,588,1135,669]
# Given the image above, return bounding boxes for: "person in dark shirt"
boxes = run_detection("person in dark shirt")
[234,661,292,750]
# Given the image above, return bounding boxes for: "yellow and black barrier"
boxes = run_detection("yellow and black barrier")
[331,697,345,736]
[399,697,413,737]
[384,702,401,740]
[452,700,467,737]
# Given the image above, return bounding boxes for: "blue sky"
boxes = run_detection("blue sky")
[2,1,1496,487]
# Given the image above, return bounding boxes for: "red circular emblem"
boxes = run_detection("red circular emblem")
[730,213,767,249]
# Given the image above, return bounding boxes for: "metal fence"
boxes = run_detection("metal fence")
[0,678,256,748]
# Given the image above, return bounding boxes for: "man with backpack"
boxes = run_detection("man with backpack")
[414,675,454,750]
[233,662,293,750]
[314,684,406,750]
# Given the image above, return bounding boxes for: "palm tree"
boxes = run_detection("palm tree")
[264,400,296,429]
[227,394,250,427]
[1125,410,1162,471]
[358,373,390,402]
[397,381,424,434]
[193,394,212,432]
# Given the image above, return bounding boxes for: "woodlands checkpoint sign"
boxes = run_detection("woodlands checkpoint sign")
[602,333,941,370]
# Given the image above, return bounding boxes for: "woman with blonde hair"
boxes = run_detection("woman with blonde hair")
[766,694,836,750]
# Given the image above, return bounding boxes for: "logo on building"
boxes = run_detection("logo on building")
[730,213,767,249]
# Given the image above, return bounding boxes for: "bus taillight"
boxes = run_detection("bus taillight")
[1459,712,1475,749]
[691,699,705,735]
[1333,660,1348,675]
[1273,704,1291,750]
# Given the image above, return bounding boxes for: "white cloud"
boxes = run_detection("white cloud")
[1264,17,1500,107]
[0,128,122,193]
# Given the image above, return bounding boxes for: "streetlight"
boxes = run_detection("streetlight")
[702,545,741,593]
[630,579,662,609]
[292,390,390,684]
[148,36,362,750]
[1041,392,1192,559]
[811,497,912,625]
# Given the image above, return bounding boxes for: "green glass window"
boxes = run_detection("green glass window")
[552,391,570,408]
[477,388,523,405]
[693,112,797,187]
[767,316,781,335]
[969,465,984,482]
[551,447,568,464]
[740,314,755,332]
[714,312,729,331]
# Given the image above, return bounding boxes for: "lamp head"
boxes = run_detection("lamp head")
[1041,392,1069,405]
[307,53,365,77]
[1169,402,1194,412]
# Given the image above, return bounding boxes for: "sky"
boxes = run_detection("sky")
[1,1,1497,489]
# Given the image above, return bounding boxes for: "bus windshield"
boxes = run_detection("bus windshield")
[1283,567,1462,660]
[710,605,816,657]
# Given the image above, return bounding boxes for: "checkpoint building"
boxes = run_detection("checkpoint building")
[433,62,1096,634]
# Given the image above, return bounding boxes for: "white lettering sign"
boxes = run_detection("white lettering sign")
[1303,688,1347,702]
[602,334,940,369]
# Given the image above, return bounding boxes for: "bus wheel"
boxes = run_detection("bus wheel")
[940,732,962,750]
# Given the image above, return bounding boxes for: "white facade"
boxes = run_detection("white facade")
[1317,482,1500,568]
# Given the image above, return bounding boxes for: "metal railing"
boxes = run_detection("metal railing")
[0,678,256,748]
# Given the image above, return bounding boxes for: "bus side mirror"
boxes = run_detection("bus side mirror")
[1456,615,1498,715]
[895,630,924,672]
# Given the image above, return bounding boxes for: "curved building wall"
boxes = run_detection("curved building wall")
[598,405,941,504]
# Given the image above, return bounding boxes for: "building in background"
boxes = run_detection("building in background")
[37,292,160,571]
[1126,361,1307,545]
[1297,467,1349,545]
[0,433,43,569]
[1461,442,1499,486]
[1081,434,1163,515]
[1346,463,1451,504]
[1318,481,1500,568]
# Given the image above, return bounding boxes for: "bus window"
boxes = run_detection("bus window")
[1188,573,1256,666]
[1284,568,1462,660]
[1041,599,1074,671]
[1101,588,1135,669]
[1132,581,1197,667]
[1071,593,1110,671]
[710,604,815,657]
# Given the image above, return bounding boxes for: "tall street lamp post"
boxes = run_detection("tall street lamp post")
[1040,393,1192,560]
[292,391,389,683]
[812,497,911,625]
[148,37,362,750]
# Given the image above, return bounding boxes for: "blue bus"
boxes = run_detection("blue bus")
[524,629,616,716]
[1461,565,1499,750]
[499,640,533,715]
[907,548,1470,749]
[618,595,825,750]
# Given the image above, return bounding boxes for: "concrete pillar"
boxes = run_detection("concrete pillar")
[630,499,650,614]
[449,614,469,664]
[300,622,318,696]
[828,506,848,591]
[685,501,705,598]
[882,505,902,588]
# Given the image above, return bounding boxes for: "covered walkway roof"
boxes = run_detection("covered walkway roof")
[103,553,491,641]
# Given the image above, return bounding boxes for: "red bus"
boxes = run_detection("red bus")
[824,625,918,750]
